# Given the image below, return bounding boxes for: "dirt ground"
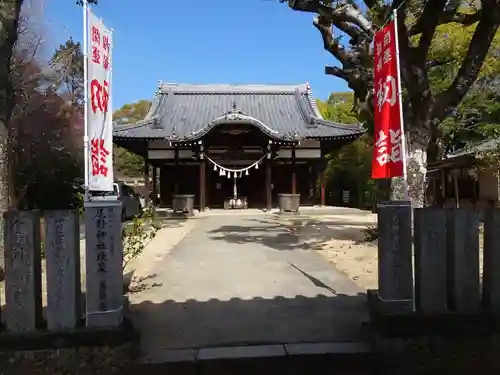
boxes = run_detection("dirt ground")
[275,208,379,291]
[276,209,485,292]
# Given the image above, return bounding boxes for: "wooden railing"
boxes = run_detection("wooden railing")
[376,201,500,314]
[1,201,123,333]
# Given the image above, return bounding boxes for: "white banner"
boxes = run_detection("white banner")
[87,9,114,191]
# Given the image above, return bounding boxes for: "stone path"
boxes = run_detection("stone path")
[128,212,368,360]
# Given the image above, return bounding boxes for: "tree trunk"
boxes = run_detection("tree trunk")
[391,126,430,208]
[0,0,24,270]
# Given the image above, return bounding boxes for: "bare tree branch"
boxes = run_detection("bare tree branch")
[313,15,351,63]
[287,0,374,37]
[325,65,349,80]
[329,3,373,37]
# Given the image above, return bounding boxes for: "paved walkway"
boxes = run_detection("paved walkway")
[128,211,368,360]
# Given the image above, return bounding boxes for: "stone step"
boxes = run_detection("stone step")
[132,341,381,375]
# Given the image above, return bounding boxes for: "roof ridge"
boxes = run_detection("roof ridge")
[160,82,307,86]
[171,91,296,95]
[158,82,308,94]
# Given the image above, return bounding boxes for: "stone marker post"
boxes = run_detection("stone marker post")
[377,201,413,313]
[414,208,448,313]
[446,208,480,312]
[44,210,81,330]
[4,211,43,332]
[85,200,123,327]
[483,208,500,310]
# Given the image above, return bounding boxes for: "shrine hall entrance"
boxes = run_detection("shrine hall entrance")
[207,163,266,209]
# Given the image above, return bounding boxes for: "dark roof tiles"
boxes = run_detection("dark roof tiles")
[113,83,364,141]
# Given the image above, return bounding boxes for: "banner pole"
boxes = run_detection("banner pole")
[83,0,90,202]
[392,9,409,201]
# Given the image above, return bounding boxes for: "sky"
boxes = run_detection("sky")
[44,0,349,109]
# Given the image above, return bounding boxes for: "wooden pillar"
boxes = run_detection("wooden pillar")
[453,168,460,208]
[308,162,314,204]
[144,150,150,208]
[317,160,326,206]
[199,160,206,212]
[152,166,157,208]
[266,161,272,210]
[320,176,325,206]
[441,168,446,204]
[291,145,297,195]
[174,147,179,194]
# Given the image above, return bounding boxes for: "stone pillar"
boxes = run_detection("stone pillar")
[44,210,81,330]
[85,200,123,327]
[377,201,413,313]
[414,208,447,313]
[4,211,43,332]
[446,208,480,312]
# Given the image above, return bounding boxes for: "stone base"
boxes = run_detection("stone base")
[278,194,300,214]
[172,195,195,217]
[373,332,500,374]
[368,289,500,337]
[224,197,248,210]
[367,289,500,374]
[0,319,138,374]
[137,342,379,375]
[367,289,413,316]
[172,211,195,218]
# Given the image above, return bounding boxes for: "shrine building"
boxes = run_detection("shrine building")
[112,82,364,211]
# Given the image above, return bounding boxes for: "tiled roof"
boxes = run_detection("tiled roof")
[446,138,499,159]
[113,83,364,142]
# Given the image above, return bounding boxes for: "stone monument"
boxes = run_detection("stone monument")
[3,211,43,332]
[85,200,123,327]
[44,210,81,330]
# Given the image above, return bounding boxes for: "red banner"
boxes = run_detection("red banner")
[372,19,404,179]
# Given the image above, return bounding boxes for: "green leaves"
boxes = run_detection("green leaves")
[316,93,359,124]
[122,208,159,272]
[113,100,152,177]
[427,21,500,93]
[318,91,376,208]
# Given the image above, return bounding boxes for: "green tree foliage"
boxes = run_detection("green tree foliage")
[440,74,500,154]
[281,0,500,206]
[316,93,359,124]
[113,100,151,178]
[317,92,376,209]
[423,6,500,159]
